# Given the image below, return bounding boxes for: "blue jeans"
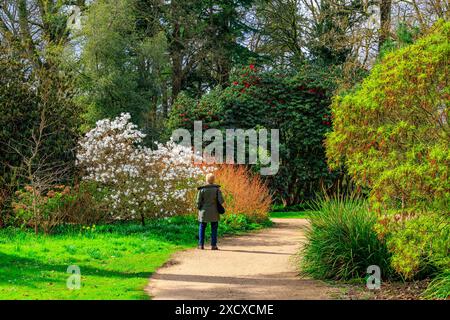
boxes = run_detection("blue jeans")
[198,222,218,247]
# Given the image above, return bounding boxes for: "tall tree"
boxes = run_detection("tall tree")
[74,0,256,128]
[255,0,374,67]
[161,0,255,102]
[0,0,88,68]
[79,0,170,135]
[255,0,307,67]
[379,0,392,50]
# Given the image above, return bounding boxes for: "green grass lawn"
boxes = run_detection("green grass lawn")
[0,215,268,300]
[269,211,312,219]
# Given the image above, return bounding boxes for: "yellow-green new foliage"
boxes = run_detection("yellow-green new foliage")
[326,21,449,279]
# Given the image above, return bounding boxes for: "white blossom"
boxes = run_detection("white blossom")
[77,113,215,220]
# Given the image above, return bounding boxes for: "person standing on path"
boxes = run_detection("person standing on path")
[196,173,224,250]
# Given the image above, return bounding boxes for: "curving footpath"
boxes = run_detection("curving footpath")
[146,218,337,300]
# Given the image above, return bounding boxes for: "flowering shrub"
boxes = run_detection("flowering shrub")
[325,21,450,279]
[167,64,341,205]
[77,113,211,221]
[215,165,272,222]
[165,87,224,138]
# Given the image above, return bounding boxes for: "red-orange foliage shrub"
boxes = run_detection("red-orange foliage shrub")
[215,165,272,222]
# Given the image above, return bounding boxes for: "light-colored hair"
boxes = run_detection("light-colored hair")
[206,173,215,184]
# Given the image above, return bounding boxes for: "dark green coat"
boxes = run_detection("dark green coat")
[196,184,224,223]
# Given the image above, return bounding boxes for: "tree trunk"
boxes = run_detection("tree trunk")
[379,0,392,51]
[169,1,184,105]
[17,0,41,69]
[162,82,169,118]
[171,52,183,104]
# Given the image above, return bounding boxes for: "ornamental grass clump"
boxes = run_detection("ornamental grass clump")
[301,195,395,281]
[423,270,450,299]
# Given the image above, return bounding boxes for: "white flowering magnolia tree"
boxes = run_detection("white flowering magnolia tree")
[76,113,213,222]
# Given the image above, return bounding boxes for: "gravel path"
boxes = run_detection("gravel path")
[146,218,337,300]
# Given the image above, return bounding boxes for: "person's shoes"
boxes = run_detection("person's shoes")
[211,246,219,250]
[198,245,204,250]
